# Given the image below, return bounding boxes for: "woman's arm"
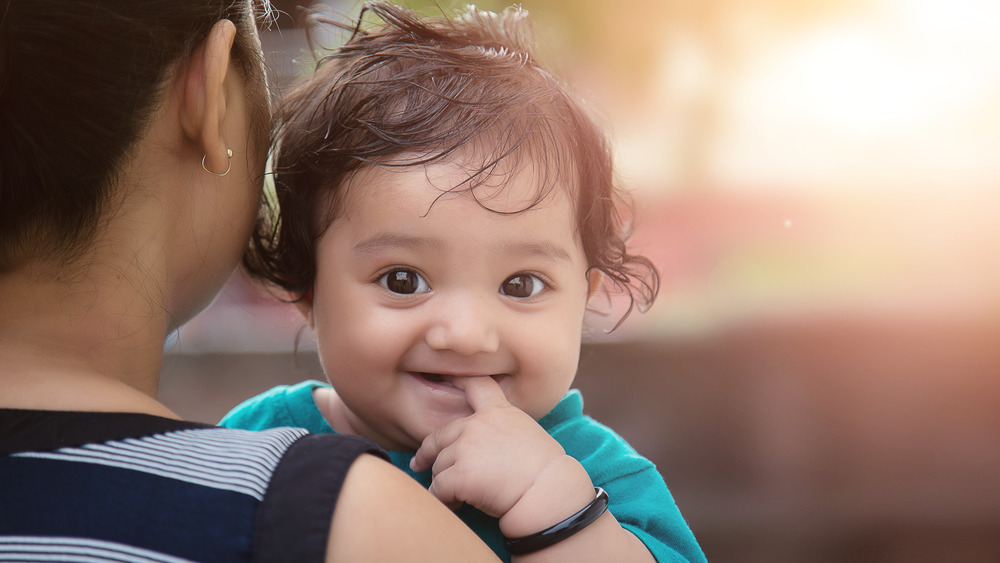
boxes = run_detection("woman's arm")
[327,454,501,562]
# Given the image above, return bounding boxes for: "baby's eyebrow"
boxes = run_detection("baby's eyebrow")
[353,234,572,263]
[352,233,442,256]
[499,241,573,263]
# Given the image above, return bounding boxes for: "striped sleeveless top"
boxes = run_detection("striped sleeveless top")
[0,409,383,562]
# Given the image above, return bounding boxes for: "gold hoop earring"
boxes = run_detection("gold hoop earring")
[201,148,234,176]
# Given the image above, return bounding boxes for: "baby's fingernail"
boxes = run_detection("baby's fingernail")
[409,457,418,471]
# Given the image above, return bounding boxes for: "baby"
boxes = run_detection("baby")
[222,3,705,561]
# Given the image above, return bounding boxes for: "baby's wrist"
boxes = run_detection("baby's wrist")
[503,487,609,555]
[498,455,595,539]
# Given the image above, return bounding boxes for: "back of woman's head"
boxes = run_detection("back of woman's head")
[0,0,270,272]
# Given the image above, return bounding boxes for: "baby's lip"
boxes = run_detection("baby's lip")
[412,372,505,388]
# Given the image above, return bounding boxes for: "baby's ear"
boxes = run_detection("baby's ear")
[292,289,314,328]
[586,269,605,299]
[585,270,612,316]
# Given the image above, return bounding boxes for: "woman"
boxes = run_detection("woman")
[0,1,499,561]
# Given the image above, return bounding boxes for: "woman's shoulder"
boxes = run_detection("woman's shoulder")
[0,411,328,561]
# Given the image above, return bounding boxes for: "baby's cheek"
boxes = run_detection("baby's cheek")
[514,373,574,420]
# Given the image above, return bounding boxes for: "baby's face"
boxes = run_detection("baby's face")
[304,160,591,451]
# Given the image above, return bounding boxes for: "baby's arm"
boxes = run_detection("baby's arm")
[410,377,657,562]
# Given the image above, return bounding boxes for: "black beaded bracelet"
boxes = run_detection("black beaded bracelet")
[503,487,609,555]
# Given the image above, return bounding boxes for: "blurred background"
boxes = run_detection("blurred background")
[160,0,1000,560]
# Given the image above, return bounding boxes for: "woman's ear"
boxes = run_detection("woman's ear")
[178,19,237,172]
[293,289,315,329]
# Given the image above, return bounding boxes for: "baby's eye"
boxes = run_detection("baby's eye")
[379,268,431,295]
[500,274,546,298]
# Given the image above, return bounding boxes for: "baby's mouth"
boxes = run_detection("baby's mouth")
[415,372,505,389]
[418,372,457,388]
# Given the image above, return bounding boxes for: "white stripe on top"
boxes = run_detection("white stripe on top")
[12,427,307,501]
[0,536,195,563]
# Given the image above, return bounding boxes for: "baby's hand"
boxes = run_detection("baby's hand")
[409,376,566,518]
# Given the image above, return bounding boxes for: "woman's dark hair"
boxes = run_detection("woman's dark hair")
[0,0,271,271]
[245,1,659,327]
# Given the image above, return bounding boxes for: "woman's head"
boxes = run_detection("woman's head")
[246,1,658,326]
[0,0,272,271]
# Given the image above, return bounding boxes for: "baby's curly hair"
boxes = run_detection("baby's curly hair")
[244,1,659,328]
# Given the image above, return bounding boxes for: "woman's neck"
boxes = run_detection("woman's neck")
[0,258,178,418]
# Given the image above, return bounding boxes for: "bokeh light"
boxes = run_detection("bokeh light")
[164,2,1000,560]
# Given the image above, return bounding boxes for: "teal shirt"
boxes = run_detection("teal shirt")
[220,380,705,562]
